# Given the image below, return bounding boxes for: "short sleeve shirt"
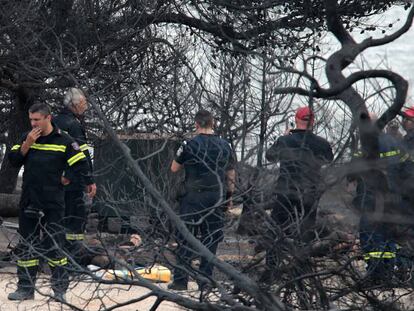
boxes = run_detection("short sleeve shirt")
[175,134,235,191]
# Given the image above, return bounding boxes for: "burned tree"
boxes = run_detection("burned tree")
[1,0,414,310]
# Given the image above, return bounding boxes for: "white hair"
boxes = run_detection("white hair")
[63,88,85,108]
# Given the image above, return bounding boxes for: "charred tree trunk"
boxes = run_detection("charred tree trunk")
[0,193,20,217]
[0,87,33,194]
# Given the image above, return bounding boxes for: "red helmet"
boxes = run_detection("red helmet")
[403,106,414,118]
[295,107,314,122]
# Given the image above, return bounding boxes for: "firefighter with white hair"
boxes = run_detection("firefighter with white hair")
[54,88,96,265]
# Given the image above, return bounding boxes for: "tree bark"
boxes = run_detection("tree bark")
[257,57,267,167]
[0,87,32,193]
[0,193,20,217]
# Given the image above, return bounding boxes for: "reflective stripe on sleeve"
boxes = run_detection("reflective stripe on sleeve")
[354,150,402,159]
[379,150,400,158]
[400,153,410,162]
[66,233,85,241]
[363,251,396,261]
[79,144,89,152]
[31,143,66,152]
[67,152,86,166]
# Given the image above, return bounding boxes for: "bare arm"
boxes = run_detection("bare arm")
[171,159,183,173]
[226,169,236,194]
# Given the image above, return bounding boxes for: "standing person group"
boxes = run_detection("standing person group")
[7,88,95,302]
[345,109,414,285]
[168,107,334,290]
[9,99,414,298]
[167,106,414,289]
[347,113,407,283]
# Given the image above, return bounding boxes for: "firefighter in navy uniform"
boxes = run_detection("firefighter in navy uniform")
[395,107,414,267]
[7,103,93,302]
[54,88,96,264]
[402,106,414,152]
[168,110,236,291]
[348,113,409,284]
[263,106,333,283]
[265,107,333,243]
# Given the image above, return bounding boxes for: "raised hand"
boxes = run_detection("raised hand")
[26,128,42,146]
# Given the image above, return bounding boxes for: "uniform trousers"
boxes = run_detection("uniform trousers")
[173,191,224,285]
[16,206,68,294]
[64,190,87,264]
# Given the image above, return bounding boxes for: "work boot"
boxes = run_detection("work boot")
[10,264,38,302]
[51,264,69,295]
[52,291,66,303]
[8,288,34,301]
[167,282,188,291]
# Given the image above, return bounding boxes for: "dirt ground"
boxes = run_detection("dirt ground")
[0,219,256,311]
[0,225,192,311]
[0,266,184,311]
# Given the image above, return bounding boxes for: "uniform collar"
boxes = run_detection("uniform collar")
[50,122,63,136]
[61,107,80,120]
[198,133,218,139]
[290,129,311,134]
[406,129,414,138]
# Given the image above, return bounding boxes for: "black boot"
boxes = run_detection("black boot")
[52,291,66,303]
[169,266,188,291]
[51,264,69,295]
[65,239,86,266]
[8,266,37,301]
[8,288,34,301]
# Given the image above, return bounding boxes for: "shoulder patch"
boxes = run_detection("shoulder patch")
[71,142,81,151]
[225,140,232,150]
[176,141,187,157]
[57,128,69,136]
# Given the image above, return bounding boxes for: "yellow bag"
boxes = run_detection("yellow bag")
[102,265,171,283]
[136,265,171,283]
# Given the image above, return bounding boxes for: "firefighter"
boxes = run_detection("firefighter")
[168,110,235,291]
[397,107,414,253]
[7,103,94,302]
[402,106,414,151]
[348,113,408,284]
[265,106,333,238]
[265,106,333,272]
[54,88,96,264]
